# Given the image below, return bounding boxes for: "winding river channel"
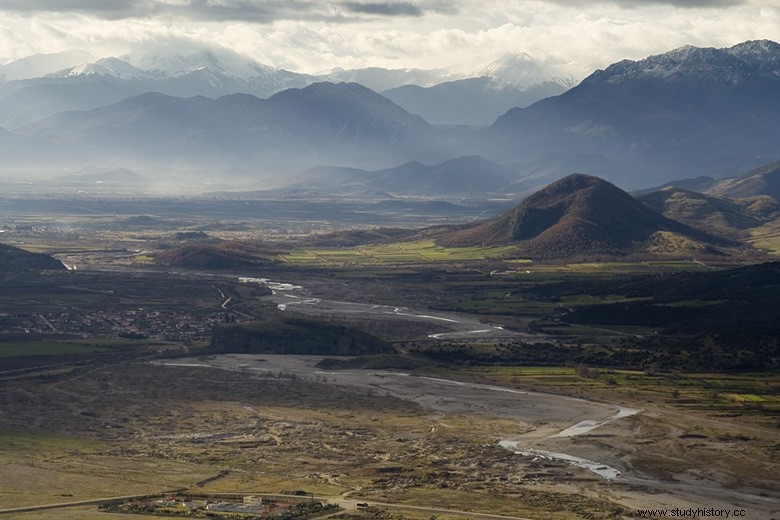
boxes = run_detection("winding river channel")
[165,275,641,480]
[229,277,639,480]
[159,355,638,480]
[238,275,529,341]
[149,271,780,515]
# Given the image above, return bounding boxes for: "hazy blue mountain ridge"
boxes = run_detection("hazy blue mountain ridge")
[0,49,564,129]
[19,82,437,169]
[291,155,518,196]
[383,53,574,125]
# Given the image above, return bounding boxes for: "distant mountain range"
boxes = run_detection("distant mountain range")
[383,77,567,126]
[57,167,146,185]
[287,156,519,197]
[0,41,777,190]
[0,49,566,128]
[383,53,574,125]
[15,83,435,169]
[481,40,780,186]
[0,50,97,81]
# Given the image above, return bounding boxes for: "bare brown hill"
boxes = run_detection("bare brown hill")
[437,174,732,258]
[155,241,279,270]
[706,160,780,199]
[638,187,780,238]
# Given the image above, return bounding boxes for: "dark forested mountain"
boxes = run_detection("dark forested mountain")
[210,318,392,356]
[155,241,279,270]
[438,174,731,258]
[482,40,780,187]
[560,261,780,371]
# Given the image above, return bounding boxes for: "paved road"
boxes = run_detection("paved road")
[0,492,534,520]
[327,497,535,519]
[0,490,186,515]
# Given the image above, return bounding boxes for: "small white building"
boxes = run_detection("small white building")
[243,496,264,507]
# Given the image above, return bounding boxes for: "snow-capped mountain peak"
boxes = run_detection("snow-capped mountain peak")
[126,49,275,80]
[62,57,148,80]
[726,39,780,74]
[588,40,780,86]
[475,52,576,89]
[0,50,96,81]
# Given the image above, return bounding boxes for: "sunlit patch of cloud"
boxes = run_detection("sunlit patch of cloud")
[0,0,776,77]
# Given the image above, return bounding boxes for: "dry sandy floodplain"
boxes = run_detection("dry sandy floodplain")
[155,355,779,518]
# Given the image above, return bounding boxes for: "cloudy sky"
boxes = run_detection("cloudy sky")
[0,0,778,77]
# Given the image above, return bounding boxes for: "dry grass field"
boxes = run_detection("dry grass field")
[2,355,776,519]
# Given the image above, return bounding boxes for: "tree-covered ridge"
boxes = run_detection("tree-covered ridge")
[210,318,393,356]
[0,243,65,277]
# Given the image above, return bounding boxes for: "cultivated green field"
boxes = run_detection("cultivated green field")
[282,240,523,265]
[440,366,780,422]
[748,221,780,254]
[282,242,737,275]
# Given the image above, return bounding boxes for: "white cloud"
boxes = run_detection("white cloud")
[0,0,777,79]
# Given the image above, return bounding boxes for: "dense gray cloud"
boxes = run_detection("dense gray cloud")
[0,1,317,22]
[0,0,441,22]
[344,2,423,17]
[623,0,747,6]
[0,0,777,76]
[544,0,747,5]
[0,0,755,21]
